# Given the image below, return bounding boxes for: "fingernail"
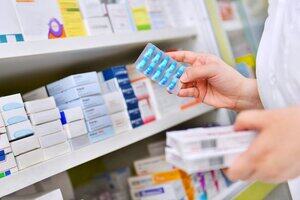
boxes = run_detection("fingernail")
[180,73,188,82]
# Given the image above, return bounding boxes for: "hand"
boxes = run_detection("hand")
[167,51,262,111]
[227,107,300,183]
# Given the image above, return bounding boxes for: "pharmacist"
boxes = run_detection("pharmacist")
[168,0,300,198]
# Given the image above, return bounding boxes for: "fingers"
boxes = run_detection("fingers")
[234,110,268,131]
[178,88,200,98]
[167,51,199,64]
[180,65,216,83]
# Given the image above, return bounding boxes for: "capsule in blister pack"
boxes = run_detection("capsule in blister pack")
[135,43,186,94]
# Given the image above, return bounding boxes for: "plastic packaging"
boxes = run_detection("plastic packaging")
[135,43,185,94]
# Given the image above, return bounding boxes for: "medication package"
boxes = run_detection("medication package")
[166,126,257,174]
[135,43,186,94]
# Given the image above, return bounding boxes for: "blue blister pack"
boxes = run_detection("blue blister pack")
[135,43,186,94]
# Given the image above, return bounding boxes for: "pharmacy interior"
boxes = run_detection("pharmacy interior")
[0,0,292,199]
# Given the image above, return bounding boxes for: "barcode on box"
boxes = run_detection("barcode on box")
[209,156,224,167]
[201,139,217,149]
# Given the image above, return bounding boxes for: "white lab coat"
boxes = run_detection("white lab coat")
[256,0,300,198]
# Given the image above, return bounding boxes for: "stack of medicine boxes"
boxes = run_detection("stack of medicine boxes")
[99,66,143,129]
[60,107,89,150]
[25,97,69,161]
[47,72,113,144]
[0,94,42,171]
[0,111,17,179]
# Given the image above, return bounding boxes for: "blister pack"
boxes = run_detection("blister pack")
[135,43,186,94]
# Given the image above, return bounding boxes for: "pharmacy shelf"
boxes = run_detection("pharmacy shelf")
[0,27,197,78]
[0,104,213,198]
[214,181,251,200]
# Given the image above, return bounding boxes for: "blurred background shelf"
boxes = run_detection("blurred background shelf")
[0,104,214,198]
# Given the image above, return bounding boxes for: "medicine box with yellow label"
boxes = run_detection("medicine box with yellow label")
[58,0,87,37]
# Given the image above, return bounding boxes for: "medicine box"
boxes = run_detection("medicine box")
[0,134,9,151]
[0,147,12,156]
[130,180,186,200]
[0,167,18,179]
[52,83,102,105]
[0,115,5,133]
[88,126,114,143]
[16,148,44,170]
[86,115,112,132]
[38,130,67,148]
[103,91,127,114]
[134,155,173,176]
[24,97,56,114]
[135,43,186,94]
[83,104,108,121]
[165,147,246,174]
[1,107,28,126]
[131,118,143,128]
[128,169,185,190]
[167,127,256,155]
[47,72,99,96]
[147,141,166,157]
[111,111,132,134]
[29,108,60,125]
[0,0,24,44]
[58,95,105,111]
[125,97,139,110]
[64,119,88,139]
[68,134,90,151]
[107,3,135,33]
[7,120,34,141]
[100,78,121,94]
[0,153,17,172]
[60,107,84,125]
[43,141,71,161]
[11,135,40,156]
[0,94,24,112]
[33,120,63,137]
[22,87,49,102]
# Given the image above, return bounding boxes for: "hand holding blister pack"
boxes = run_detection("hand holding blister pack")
[135,43,186,94]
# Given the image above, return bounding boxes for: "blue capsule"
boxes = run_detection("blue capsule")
[144,63,156,76]
[159,72,172,86]
[152,70,162,81]
[166,63,177,74]
[175,66,185,78]
[144,47,155,59]
[167,77,179,91]
[157,58,169,71]
[152,52,162,64]
[137,59,147,70]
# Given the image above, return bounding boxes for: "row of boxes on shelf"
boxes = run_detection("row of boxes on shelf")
[0,0,194,43]
[0,64,199,180]
[73,139,233,200]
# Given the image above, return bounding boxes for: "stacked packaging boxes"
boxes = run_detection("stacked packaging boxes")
[166,126,257,174]
[60,107,89,150]
[0,113,17,179]
[99,66,143,128]
[0,94,43,171]
[25,97,70,161]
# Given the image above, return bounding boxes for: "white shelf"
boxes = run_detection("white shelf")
[214,181,251,200]
[0,27,197,79]
[0,104,213,198]
[0,27,198,95]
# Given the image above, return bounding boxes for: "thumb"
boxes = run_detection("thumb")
[234,110,268,131]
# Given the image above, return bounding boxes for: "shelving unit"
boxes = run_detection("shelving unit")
[214,181,251,200]
[0,104,214,198]
[0,27,198,95]
[0,27,197,77]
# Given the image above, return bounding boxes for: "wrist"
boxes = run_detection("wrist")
[234,78,263,111]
